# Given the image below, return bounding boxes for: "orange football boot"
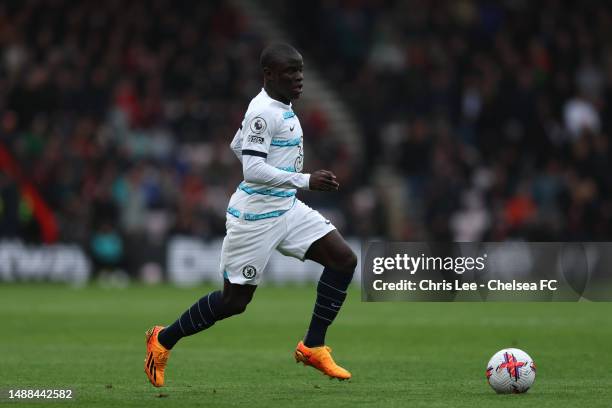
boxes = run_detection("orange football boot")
[144,326,171,387]
[294,341,351,380]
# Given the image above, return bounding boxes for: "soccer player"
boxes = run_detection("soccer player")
[144,43,357,386]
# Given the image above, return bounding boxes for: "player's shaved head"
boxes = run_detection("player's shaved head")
[260,43,301,70]
[260,43,304,104]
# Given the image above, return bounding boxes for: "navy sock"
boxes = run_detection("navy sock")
[158,290,223,349]
[304,268,353,347]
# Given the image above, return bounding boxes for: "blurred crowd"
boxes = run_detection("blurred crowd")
[278,0,612,241]
[0,0,351,271]
[1,0,611,271]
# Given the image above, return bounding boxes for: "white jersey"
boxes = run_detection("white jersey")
[228,89,305,220]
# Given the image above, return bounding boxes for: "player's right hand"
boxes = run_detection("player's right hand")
[309,170,339,191]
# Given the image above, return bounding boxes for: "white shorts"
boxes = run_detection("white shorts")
[219,199,336,285]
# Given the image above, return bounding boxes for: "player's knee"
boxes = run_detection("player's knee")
[333,249,357,274]
[223,296,251,316]
[223,303,245,317]
[230,302,249,316]
[346,250,358,273]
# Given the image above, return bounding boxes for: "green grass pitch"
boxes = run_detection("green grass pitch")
[1,284,611,407]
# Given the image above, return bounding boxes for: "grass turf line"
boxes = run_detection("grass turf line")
[1,284,611,407]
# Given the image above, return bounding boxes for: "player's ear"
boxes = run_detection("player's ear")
[263,66,274,82]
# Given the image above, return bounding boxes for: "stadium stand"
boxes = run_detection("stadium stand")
[1,0,611,276]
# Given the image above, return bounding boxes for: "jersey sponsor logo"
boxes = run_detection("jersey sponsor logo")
[294,155,303,172]
[283,111,295,119]
[242,265,257,279]
[249,116,267,134]
[248,135,265,144]
[294,143,304,171]
[290,125,295,131]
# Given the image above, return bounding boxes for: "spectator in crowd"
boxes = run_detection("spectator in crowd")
[1,0,611,257]
[279,0,612,241]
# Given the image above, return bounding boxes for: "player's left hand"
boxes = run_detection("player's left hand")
[309,170,339,191]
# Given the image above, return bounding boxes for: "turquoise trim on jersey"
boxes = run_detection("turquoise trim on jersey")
[223,270,229,279]
[238,182,296,197]
[226,207,241,218]
[244,209,289,220]
[283,111,296,119]
[271,136,301,147]
[276,166,296,172]
[227,198,296,221]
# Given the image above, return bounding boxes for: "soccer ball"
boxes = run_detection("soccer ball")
[486,348,536,394]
